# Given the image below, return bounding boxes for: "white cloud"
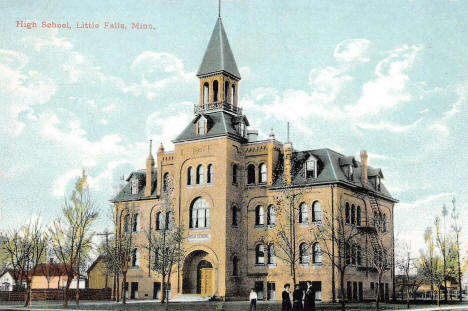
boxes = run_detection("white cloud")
[309,66,352,101]
[334,39,371,63]
[53,168,82,197]
[398,192,452,210]
[349,44,421,116]
[356,118,422,133]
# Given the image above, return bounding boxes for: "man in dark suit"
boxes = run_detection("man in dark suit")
[292,284,303,311]
[303,281,316,311]
[282,283,292,311]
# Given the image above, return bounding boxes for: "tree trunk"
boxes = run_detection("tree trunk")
[63,277,73,307]
[444,279,448,303]
[24,281,31,307]
[437,287,440,306]
[161,275,166,303]
[165,270,173,311]
[376,274,382,310]
[75,275,80,305]
[116,274,120,302]
[406,277,410,309]
[457,237,462,303]
[340,270,345,311]
[122,272,127,304]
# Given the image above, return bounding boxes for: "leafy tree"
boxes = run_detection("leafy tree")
[450,197,465,302]
[2,220,48,306]
[49,170,98,307]
[396,241,416,309]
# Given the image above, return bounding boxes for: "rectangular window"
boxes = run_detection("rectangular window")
[267,282,276,301]
[255,281,264,300]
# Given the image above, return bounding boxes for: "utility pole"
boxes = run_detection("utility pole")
[97,230,113,289]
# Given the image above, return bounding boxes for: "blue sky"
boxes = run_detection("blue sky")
[0,0,467,256]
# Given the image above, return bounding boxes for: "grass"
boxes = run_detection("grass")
[0,301,467,311]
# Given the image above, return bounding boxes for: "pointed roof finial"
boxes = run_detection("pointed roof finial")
[219,0,221,18]
[269,128,275,140]
[149,139,152,154]
[158,141,165,153]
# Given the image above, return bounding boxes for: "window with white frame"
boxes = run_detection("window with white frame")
[156,212,164,230]
[313,243,322,264]
[131,248,139,267]
[187,167,193,185]
[267,205,276,226]
[305,157,317,178]
[312,201,322,222]
[131,178,139,194]
[190,197,210,229]
[207,164,214,184]
[198,118,207,136]
[259,163,267,184]
[268,244,276,265]
[256,244,265,264]
[299,243,309,264]
[299,202,308,224]
[247,164,256,185]
[255,205,264,226]
[196,165,204,185]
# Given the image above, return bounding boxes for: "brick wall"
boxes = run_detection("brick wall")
[0,288,111,301]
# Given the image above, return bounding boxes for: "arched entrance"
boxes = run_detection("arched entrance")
[183,250,215,296]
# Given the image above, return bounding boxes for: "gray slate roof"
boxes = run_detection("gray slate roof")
[272,148,397,202]
[173,111,246,143]
[197,18,241,80]
[111,168,158,203]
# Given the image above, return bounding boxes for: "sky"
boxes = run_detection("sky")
[0,0,467,259]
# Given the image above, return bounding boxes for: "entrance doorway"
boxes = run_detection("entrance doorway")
[197,260,213,296]
[130,282,138,299]
[183,250,216,295]
[153,282,161,300]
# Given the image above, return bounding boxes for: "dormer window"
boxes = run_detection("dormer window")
[376,176,381,191]
[305,157,317,179]
[197,117,207,136]
[131,178,139,195]
[349,165,354,181]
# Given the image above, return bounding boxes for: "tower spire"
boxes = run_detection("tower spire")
[218,0,221,18]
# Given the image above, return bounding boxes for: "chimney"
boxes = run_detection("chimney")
[283,143,293,185]
[145,140,155,197]
[360,150,368,186]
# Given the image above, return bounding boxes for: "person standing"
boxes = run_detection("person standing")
[303,281,316,311]
[292,284,304,311]
[249,288,257,311]
[282,283,292,311]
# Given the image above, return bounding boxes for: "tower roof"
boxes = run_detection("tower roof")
[197,18,241,80]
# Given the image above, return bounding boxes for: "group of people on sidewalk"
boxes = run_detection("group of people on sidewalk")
[249,282,316,311]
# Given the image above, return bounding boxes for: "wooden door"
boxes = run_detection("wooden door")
[200,268,214,296]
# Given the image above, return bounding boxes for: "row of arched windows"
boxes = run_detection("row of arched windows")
[345,243,362,266]
[203,80,236,105]
[187,164,214,186]
[255,244,276,265]
[254,202,322,227]
[299,242,322,264]
[374,211,387,232]
[155,211,174,230]
[345,202,362,226]
[123,213,140,233]
[247,163,267,185]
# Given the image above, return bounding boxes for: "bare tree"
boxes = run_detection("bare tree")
[49,170,98,307]
[434,204,450,303]
[395,241,415,309]
[145,178,184,309]
[450,197,463,302]
[2,220,47,306]
[312,202,361,311]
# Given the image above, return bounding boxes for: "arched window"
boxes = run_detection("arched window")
[213,80,219,102]
[232,205,238,226]
[267,205,276,226]
[299,203,308,224]
[255,205,264,226]
[351,204,356,225]
[232,256,239,276]
[345,202,350,224]
[203,82,209,105]
[224,81,230,103]
[305,157,317,178]
[207,164,214,184]
[131,248,139,267]
[256,244,265,264]
[156,212,164,230]
[258,163,267,184]
[299,243,309,264]
[163,173,169,192]
[231,85,236,106]
[247,164,256,185]
[356,206,361,226]
[133,213,139,232]
[232,164,238,184]
[190,197,210,229]
[166,211,173,229]
[356,245,362,266]
[382,214,387,232]
[187,167,193,185]
[313,243,322,264]
[268,244,276,265]
[312,201,322,222]
[123,214,130,233]
[351,244,357,265]
[196,165,204,185]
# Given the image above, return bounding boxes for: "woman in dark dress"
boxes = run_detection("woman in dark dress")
[303,281,316,311]
[292,284,303,311]
[282,283,292,311]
